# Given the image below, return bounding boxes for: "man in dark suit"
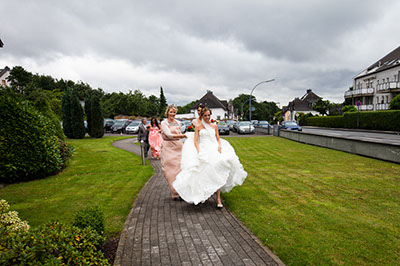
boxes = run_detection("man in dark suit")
[138,118,149,157]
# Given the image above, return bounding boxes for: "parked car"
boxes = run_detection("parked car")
[232,121,240,133]
[217,121,230,135]
[104,119,115,132]
[280,121,302,131]
[237,121,255,134]
[111,119,130,134]
[125,121,140,134]
[257,120,272,129]
[226,120,236,131]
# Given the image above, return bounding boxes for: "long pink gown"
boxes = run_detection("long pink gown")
[148,126,162,158]
[160,120,183,198]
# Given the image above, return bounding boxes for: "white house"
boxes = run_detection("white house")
[190,90,231,120]
[0,66,10,87]
[344,46,400,111]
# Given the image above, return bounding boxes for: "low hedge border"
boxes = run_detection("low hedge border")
[306,110,400,131]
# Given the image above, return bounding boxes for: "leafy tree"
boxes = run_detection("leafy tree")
[159,87,167,115]
[389,94,400,110]
[312,99,332,116]
[342,105,357,113]
[232,94,257,120]
[274,111,284,123]
[178,100,197,114]
[6,66,33,94]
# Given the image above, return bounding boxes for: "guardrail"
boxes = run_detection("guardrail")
[278,129,400,164]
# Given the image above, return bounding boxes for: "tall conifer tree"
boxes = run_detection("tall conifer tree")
[89,94,104,138]
[159,86,167,115]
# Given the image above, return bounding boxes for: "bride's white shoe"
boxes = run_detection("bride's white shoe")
[217,199,223,208]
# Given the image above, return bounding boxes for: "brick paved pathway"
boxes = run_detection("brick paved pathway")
[112,138,284,266]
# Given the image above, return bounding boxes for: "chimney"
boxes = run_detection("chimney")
[307,89,312,94]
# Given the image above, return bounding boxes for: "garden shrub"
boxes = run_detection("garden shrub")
[0,221,109,265]
[0,199,30,232]
[0,95,64,183]
[343,110,400,131]
[307,115,344,128]
[73,206,105,236]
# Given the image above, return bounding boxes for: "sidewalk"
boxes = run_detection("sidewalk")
[112,138,284,266]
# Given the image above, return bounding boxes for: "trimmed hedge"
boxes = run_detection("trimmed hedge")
[307,116,344,128]
[0,95,63,183]
[305,110,400,131]
[343,110,400,131]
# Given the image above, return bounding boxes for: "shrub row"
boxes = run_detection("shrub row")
[307,116,344,128]
[1,200,108,265]
[305,110,400,131]
[0,222,109,265]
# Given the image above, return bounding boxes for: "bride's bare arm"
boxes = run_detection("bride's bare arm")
[194,125,201,153]
[213,124,222,153]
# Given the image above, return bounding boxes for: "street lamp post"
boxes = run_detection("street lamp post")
[240,99,251,120]
[249,79,275,123]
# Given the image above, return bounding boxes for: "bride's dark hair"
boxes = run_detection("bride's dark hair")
[200,107,212,117]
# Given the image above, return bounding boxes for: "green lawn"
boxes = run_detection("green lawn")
[0,136,153,237]
[224,136,400,265]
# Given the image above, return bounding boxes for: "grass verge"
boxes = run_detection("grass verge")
[0,136,153,237]
[224,136,400,265]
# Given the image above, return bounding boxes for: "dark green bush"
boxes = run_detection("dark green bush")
[0,221,109,265]
[73,206,105,236]
[307,115,344,128]
[298,112,314,126]
[0,95,63,183]
[343,110,400,131]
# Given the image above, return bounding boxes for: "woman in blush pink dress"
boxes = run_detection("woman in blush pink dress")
[160,105,187,200]
[148,117,162,159]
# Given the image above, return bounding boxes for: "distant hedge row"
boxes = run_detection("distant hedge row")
[306,110,400,131]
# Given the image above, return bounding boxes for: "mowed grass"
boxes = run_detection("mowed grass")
[0,136,153,237]
[223,136,400,265]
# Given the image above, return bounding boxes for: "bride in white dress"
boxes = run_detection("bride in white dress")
[172,107,247,207]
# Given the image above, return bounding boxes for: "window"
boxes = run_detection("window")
[1,80,5,86]
[386,96,389,103]
[217,115,221,120]
[376,97,379,103]
[381,96,384,104]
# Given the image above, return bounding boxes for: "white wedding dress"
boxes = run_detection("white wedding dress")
[172,120,247,205]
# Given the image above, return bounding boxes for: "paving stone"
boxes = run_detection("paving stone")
[112,138,284,266]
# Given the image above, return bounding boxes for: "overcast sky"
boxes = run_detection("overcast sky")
[1,0,400,107]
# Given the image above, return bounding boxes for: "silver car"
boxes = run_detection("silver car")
[237,121,255,134]
[125,121,140,134]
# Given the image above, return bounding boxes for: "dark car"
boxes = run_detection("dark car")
[232,121,240,133]
[226,120,236,131]
[217,121,230,135]
[111,119,131,134]
[104,119,115,132]
[280,121,302,131]
[257,120,272,129]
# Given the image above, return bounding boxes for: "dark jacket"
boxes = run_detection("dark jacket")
[138,123,149,143]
